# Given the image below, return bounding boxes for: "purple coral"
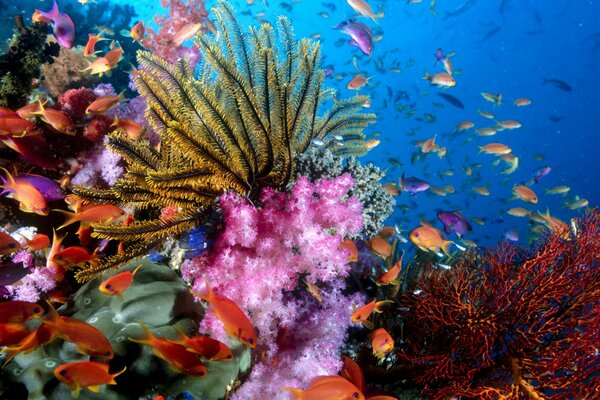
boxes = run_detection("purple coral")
[181,174,364,398]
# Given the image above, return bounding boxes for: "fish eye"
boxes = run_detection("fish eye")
[104,351,111,356]
[8,243,16,248]
[226,354,232,359]
[59,369,68,376]
[105,284,111,289]
[353,393,360,399]
[414,232,419,237]
[247,338,254,344]
[33,306,42,313]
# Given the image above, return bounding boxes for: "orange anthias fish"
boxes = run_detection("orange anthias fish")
[351,299,391,329]
[282,375,366,400]
[99,264,142,300]
[423,71,456,87]
[52,245,98,268]
[1,323,58,364]
[346,75,370,90]
[409,225,465,257]
[83,31,108,57]
[86,92,125,115]
[0,301,43,323]
[0,115,37,137]
[376,254,403,286]
[32,101,76,135]
[54,361,125,397]
[0,232,21,255]
[340,356,365,393]
[55,204,126,230]
[1,168,48,216]
[513,97,532,106]
[167,326,233,362]
[43,302,114,359]
[338,239,359,262]
[129,21,146,42]
[0,323,31,347]
[19,233,50,251]
[171,23,202,47]
[367,236,392,258]
[111,116,145,141]
[81,56,112,76]
[129,321,207,377]
[478,143,512,155]
[369,328,394,359]
[192,279,257,348]
[513,185,538,204]
[104,45,124,68]
[347,0,380,23]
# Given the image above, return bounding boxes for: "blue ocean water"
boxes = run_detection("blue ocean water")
[2,0,599,249]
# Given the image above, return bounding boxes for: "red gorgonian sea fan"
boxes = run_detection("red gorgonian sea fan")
[398,210,600,399]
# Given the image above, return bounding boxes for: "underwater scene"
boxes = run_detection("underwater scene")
[0,0,598,398]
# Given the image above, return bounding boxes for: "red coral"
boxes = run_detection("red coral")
[144,0,209,65]
[83,116,111,142]
[57,87,97,120]
[398,210,600,399]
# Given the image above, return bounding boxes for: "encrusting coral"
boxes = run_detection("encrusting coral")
[71,0,375,281]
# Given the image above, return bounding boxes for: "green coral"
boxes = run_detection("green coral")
[0,18,59,108]
[0,260,250,400]
[295,147,395,237]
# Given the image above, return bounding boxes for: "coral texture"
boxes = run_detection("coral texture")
[182,174,364,398]
[398,210,600,399]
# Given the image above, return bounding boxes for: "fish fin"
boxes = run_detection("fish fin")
[109,366,126,384]
[131,263,143,277]
[363,320,374,330]
[390,279,400,286]
[128,320,153,344]
[70,386,82,399]
[119,29,132,38]
[374,300,393,313]
[53,209,78,230]
[440,241,456,256]
[116,293,124,301]
[44,300,60,321]
[422,70,430,80]
[87,385,100,393]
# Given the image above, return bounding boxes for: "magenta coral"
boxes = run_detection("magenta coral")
[8,250,58,302]
[181,174,364,398]
[144,0,209,65]
[57,87,97,120]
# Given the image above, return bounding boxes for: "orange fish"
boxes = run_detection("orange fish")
[1,168,48,215]
[86,92,125,115]
[376,254,403,286]
[0,115,37,137]
[0,322,31,346]
[171,23,202,46]
[99,264,142,300]
[54,361,125,397]
[513,97,532,106]
[478,143,512,155]
[481,92,502,106]
[1,323,57,364]
[18,233,50,251]
[43,301,114,359]
[351,299,391,329]
[423,71,456,87]
[495,120,522,130]
[168,326,233,362]
[367,236,392,258]
[304,279,323,302]
[129,21,146,42]
[104,44,124,67]
[14,102,41,119]
[81,56,112,76]
[338,239,358,262]
[32,101,75,135]
[282,375,366,400]
[0,232,21,255]
[537,209,569,235]
[346,75,370,90]
[340,356,365,393]
[46,230,66,275]
[83,31,108,57]
[52,246,98,267]
[129,321,207,377]
[409,225,465,256]
[369,328,394,359]
[111,116,144,141]
[455,120,474,131]
[55,204,126,230]
[192,279,257,348]
[513,185,538,204]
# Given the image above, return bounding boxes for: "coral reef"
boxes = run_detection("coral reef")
[40,46,98,98]
[181,174,364,399]
[71,1,375,281]
[1,260,250,399]
[396,210,600,399]
[0,18,59,108]
[295,147,395,237]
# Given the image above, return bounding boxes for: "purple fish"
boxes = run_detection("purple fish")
[15,173,65,202]
[332,20,373,56]
[437,211,472,237]
[0,262,28,286]
[526,165,551,186]
[400,172,430,195]
[504,230,519,242]
[37,0,75,49]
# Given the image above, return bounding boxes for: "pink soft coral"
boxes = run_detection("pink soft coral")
[144,0,210,65]
[181,174,364,399]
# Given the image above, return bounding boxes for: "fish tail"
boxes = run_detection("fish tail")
[441,241,455,256]
[44,300,60,321]
[422,70,431,80]
[109,366,127,384]
[280,387,303,399]
[128,320,155,345]
[53,209,78,230]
